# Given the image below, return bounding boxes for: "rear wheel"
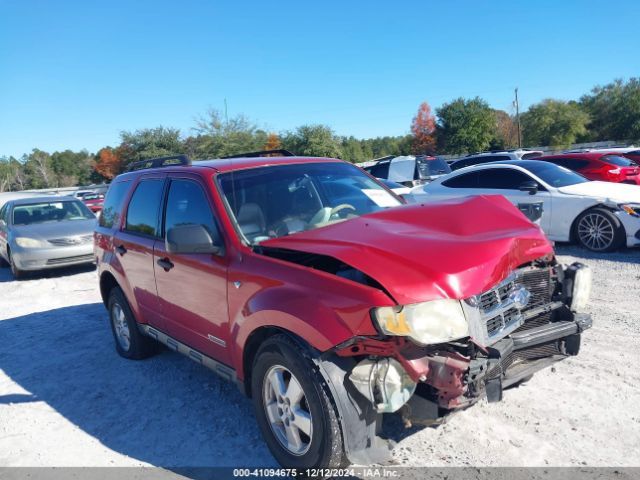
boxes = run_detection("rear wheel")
[251,335,344,469]
[575,208,625,252]
[107,287,157,359]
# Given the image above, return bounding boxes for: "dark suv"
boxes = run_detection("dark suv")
[95,153,592,469]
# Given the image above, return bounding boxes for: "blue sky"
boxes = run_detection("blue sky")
[1,0,638,157]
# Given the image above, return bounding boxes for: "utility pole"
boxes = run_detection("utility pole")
[224,98,229,125]
[514,88,522,149]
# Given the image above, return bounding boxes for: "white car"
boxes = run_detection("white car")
[410,160,640,252]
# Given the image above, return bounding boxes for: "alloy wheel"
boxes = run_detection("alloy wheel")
[111,303,131,351]
[577,212,615,251]
[262,365,313,456]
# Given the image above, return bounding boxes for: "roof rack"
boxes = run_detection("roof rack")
[221,149,295,159]
[125,155,191,172]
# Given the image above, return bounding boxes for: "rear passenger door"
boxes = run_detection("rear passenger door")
[113,175,166,328]
[475,168,553,233]
[154,175,231,365]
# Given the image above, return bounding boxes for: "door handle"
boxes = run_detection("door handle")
[115,244,127,255]
[156,257,174,272]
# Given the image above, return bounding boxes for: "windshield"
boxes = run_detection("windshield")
[523,162,589,188]
[12,200,95,225]
[218,162,402,244]
[416,157,451,177]
[601,155,638,167]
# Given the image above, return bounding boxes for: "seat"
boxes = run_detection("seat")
[237,203,266,240]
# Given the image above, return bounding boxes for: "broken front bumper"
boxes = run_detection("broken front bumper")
[403,310,592,425]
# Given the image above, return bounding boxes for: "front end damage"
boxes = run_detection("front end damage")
[320,259,592,464]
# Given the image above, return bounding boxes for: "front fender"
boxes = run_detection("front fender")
[229,284,370,377]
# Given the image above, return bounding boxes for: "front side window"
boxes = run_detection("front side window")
[218,162,401,244]
[12,200,94,226]
[522,162,589,188]
[125,179,164,236]
[164,179,222,246]
[99,181,131,228]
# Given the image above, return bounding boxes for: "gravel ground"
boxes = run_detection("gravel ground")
[0,246,638,468]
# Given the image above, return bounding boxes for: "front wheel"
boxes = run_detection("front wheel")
[251,335,344,469]
[575,208,625,252]
[8,251,24,280]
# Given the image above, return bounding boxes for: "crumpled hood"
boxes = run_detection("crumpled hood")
[558,181,640,203]
[261,195,552,305]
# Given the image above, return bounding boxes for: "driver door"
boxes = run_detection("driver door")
[153,175,231,365]
[475,168,553,234]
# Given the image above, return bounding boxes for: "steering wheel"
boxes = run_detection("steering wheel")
[329,203,356,218]
[309,204,356,227]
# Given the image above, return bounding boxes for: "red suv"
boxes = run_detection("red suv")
[94,152,592,469]
[532,152,640,184]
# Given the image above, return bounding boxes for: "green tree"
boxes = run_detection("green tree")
[580,78,640,141]
[50,149,94,186]
[281,125,343,158]
[521,99,590,148]
[436,97,497,154]
[491,109,518,150]
[118,127,185,168]
[193,109,267,158]
[340,136,366,163]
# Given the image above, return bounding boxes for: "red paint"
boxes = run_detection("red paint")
[533,152,640,184]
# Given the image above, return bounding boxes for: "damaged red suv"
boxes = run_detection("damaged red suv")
[94,152,592,468]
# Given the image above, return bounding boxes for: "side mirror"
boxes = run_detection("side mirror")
[400,193,416,204]
[166,224,222,255]
[519,180,539,195]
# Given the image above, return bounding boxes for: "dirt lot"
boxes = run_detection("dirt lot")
[0,246,639,468]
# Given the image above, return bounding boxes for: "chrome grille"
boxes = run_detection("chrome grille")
[465,266,555,345]
[48,235,93,246]
[46,254,94,265]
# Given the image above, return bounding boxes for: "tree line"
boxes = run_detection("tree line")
[1,77,638,191]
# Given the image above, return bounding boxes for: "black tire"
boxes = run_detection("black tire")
[251,334,345,469]
[107,287,157,360]
[574,207,625,252]
[8,250,25,280]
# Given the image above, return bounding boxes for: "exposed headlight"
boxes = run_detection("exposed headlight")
[571,265,592,312]
[619,204,640,217]
[15,237,47,248]
[373,299,469,345]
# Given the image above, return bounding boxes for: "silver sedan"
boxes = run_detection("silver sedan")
[0,196,97,278]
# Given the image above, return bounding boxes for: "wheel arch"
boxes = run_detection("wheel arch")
[99,271,120,307]
[569,203,624,243]
[241,326,314,398]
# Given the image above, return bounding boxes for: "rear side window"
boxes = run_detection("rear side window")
[442,172,479,188]
[477,169,533,189]
[99,181,131,228]
[164,179,222,245]
[125,179,164,236]
[601,155,636,167]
